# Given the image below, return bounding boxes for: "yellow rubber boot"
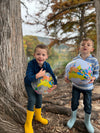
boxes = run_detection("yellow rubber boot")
[34,108,48,125]
[24,110,34,133]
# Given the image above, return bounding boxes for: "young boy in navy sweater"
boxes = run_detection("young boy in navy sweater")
[24,44,57,133]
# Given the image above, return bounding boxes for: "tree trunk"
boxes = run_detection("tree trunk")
[0,0,26,100]
[0,0,26,132]
[95,0,100,64]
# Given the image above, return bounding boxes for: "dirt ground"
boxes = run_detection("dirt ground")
[30,77,100,133]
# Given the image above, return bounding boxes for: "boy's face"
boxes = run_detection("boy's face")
[34,48,48,67]
[79,40,94,55]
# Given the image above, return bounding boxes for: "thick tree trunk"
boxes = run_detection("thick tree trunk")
[95,0,100,64]
[0,0,26,100]
[0,0,26,132]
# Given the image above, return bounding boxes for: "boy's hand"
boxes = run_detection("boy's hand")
[47,85,57,93]
[88,77,96,84]
[65,76,70,83]
[36,68,46,79]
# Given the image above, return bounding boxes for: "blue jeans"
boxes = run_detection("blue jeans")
[71,85,92,114]
[25,84,42,111]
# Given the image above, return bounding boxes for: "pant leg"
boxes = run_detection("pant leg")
[71,86,80,111]
[25,84,36,111]
[83,90,92,114]
[35,92,42,108]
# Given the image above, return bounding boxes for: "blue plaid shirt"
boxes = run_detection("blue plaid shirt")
[24,59,57,86]
[72,54,99,90]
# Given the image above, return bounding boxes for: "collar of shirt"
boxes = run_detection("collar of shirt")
[77,54,92,60]
[34,58,47,70]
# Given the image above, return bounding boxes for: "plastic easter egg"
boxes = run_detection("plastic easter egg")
[65,59,93,84]
[31,72,54,94]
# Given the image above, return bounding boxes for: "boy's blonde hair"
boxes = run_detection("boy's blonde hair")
[34,44,49,55]
[80,38,94,47]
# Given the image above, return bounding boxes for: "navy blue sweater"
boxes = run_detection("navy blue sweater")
[24,59,57,86]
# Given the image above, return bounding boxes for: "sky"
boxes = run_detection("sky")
[21,0,78,40]
[21,0,96,40]
[21,0,52,37]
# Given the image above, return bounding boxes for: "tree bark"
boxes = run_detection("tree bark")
[95,0,100,64]
[0,0,26,100]
[0,0,26,132]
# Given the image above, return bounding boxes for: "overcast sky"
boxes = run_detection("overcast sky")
[21,0,52,37]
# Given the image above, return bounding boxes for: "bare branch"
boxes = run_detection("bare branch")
[48,1,94,21]
[20,1,33,18]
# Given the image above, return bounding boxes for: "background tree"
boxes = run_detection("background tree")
[47,0,96,53]
[95,0,100,64]
[22,0,100,60]
[23,35,59,68]
[0,0,26,132]
[24,0,97,56]
[23,35,41,60]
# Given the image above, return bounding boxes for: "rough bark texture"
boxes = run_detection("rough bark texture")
[0,0,26,132]
[95,0,100,64]
[0,0,26,100]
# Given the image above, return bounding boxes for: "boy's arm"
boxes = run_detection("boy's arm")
[92,59,99,79]
[88,77,96,84]
[46,63,57,92]
[25,61,36,82]
[47,84,57,93]
[36,69,46,79]
[89,59,99,83]
[46,63,57,85]
[65,65,70,83]
[26,62,46,82]
[65,76,70,83]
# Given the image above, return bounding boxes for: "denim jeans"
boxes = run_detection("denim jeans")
[71,85,92,114]
[25,84,42,111]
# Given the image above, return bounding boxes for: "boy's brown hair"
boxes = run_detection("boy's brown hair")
[80,38,94,47]
[34,44,49,55]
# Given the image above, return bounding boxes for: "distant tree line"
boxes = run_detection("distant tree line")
[23,35,59,61]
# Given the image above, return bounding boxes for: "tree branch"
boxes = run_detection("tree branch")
[48,1,94,21]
